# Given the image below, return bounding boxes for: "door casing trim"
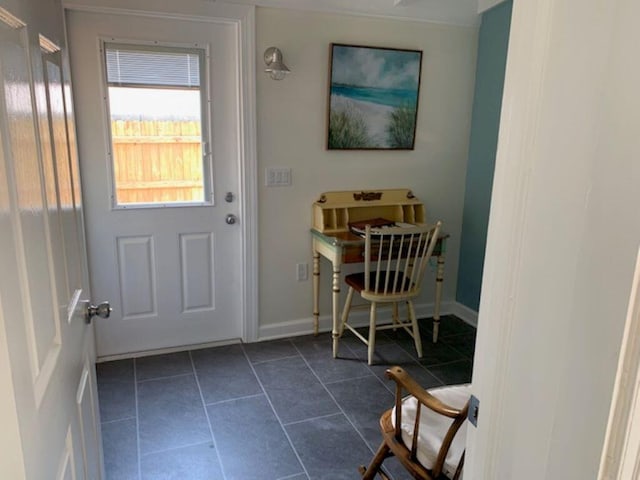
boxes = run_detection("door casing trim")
[63,0,259,342]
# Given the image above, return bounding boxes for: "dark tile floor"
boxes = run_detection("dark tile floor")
[97,315,476,480]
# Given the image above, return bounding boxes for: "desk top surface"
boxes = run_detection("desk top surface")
[311,227,449,247]
[311,228,364,246]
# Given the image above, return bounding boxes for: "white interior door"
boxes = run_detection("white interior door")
[0,5,102,479]
[67,11,244,358]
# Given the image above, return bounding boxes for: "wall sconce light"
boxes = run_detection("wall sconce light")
[264,47,290,80]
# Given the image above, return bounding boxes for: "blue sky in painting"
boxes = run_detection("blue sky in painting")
[331,45,421,91]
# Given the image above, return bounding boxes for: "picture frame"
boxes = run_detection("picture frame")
[327,43,423,150]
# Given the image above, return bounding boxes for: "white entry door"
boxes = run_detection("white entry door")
[67,11,244,357]
[0,5,102,479]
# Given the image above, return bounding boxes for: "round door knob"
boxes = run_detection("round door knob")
[85,301,112,324]
[225,214,238,225]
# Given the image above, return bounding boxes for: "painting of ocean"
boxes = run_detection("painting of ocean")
[327,44,422,150]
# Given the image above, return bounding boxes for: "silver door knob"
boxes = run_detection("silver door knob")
[85,301,112,324]
[225,214,238,225]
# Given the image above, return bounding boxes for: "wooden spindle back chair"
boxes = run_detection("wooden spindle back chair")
[339,221,442,365]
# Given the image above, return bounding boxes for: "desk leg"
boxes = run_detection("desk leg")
[312,250,320,336]
[433,254,446,343]
[332,263,341,358]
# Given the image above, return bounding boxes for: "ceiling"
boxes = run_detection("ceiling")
[219,0,481,27]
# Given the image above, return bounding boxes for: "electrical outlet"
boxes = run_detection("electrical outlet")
[296,262,308,281]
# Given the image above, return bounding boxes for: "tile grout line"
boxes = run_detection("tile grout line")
[203,392,265,407]
[133,358,142,480]
[358,331,468,387]
[291,342,402,480]
[424,357,473,386]
[380,341,447,389]
[386,335,475,387]
[291,341,380,457]
[249,353,302,365]
[139,440,216,458]
[101,416,137,425]
[442,342,475,360]
[277,473,308,480]
[188,350,228,480]
[322,373,378,387]
[306,338,406,480]
[427,358,473,368]
[136,371,195,384]
[282,411,343,427]
[240,342,311,480]
[340,338,401,395]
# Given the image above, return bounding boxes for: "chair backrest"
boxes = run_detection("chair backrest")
[387,366,469,479]
[362,221,442,302]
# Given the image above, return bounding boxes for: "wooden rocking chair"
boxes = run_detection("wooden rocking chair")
[360,367,470,480]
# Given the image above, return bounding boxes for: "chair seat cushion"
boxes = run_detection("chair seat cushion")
[345,272,413,294]
[391,384,471,478]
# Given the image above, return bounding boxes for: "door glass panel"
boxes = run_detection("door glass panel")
[103,43,209,206]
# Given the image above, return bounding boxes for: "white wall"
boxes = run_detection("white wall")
[466,0,640,477]
[256,7,478,335]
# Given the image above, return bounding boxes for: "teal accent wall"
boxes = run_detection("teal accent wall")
[456,1,512,311]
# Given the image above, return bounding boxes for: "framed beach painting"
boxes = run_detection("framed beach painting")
[327,43,423,150]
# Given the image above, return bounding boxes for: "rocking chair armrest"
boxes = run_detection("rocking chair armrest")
[385,366,465,419]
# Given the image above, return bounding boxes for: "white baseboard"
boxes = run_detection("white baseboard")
[97,301,480,359]
[257,300,471,341]
[97,337,241,362]
[450,301,479,328]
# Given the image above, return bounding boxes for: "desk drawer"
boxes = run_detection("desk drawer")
[343,245,365,264]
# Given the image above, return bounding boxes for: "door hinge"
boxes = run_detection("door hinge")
[468,394,479,427]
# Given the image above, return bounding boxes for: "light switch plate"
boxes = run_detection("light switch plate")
[265,167,291,187]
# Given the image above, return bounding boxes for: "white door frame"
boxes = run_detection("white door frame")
[463,0,556,475]
[466,0,639,477]
[598,247,640,479]
[63,0,259,342]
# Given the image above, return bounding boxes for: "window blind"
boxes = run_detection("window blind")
[105,43,201,88]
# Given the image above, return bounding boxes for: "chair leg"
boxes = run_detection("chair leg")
[360,441,390,480]
[340,287,355,337]
[408,300,423,358]
[392,302,399,331]
[368,302,377,365]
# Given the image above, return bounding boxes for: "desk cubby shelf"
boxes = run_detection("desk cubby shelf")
[312,189,426,234]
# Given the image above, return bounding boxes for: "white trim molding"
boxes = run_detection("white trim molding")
[599,247,640,480]
[64,0,259,345]
[258,301,464,341]
[63,0,479,26]
[450,302,479,328]
[237,7,260,343]
[464,0,556,477]
[229,0,479,27]
[96,337,242,363]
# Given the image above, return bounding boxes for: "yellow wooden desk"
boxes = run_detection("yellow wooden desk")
[310,189,448,357]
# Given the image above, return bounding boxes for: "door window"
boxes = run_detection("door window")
[103,43,211,207]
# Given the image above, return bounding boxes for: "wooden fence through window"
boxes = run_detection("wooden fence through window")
[111,119,204,204]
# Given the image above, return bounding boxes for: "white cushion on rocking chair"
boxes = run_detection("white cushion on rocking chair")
[391,384,471,479]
